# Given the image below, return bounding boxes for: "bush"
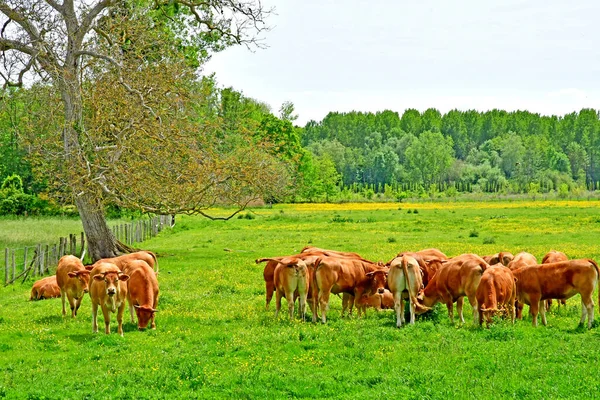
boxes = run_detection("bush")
[469,230,479,238]
[483,236,496,244]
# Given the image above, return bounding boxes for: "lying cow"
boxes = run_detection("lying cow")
[542,250,569,311]
[357,290,395,312]
[348,269,389,317]
[476,265,516,327]
[30,275,61,301]
[94,251,158,273]
[388,254,431,327]
[56,255,91,317]
[89,262,129,336]
[121,260,159,330]
[512,259,599,328]
[416,254,488,324]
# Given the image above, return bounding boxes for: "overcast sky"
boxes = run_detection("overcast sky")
[203,0,600,125]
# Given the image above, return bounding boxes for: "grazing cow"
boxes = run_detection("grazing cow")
[89,262,129,336]
[310,256,387,323]
[483,252,514,267]
[56,255,91,317]
[476,265,517,327]
[121,260,159,330]
[257,247,371,311]
[95,251,158,273]
[507,252,537,270]
[512,259,599,328]
[388,255,431,327]
[30,276,60,300]
[260,257,311,321]
[357,290,395,312]
[543,250,569,311]
[416,254,488,324]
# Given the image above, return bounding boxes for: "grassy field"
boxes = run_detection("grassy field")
[1,200,600,399]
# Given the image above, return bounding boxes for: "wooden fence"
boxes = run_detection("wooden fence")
[3,215,174,286]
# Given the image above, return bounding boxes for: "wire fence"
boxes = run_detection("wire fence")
[3,215,174,286]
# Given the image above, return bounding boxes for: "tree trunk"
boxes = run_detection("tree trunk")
[75,193,122,262]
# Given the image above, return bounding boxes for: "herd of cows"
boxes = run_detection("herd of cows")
[29,251,159,336]
[256,246,599,328]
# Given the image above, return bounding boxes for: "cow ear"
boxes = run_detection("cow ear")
[118,274,130,282]
[67,272,77,278]
[134,304,140,309]
[93,274,104,281]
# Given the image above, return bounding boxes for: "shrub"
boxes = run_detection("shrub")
[469,230,479,238]
[483,236,496,244]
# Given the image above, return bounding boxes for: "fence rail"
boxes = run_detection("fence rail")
[3,215,174,286]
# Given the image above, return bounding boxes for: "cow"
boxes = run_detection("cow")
[512,259,599,328]
[94,251,158,273]
[310,256,388,323]
[257,247,372,311]
[392,249,448,286]
[357,290,395,312]
[416,254,488,324]
[507,252,538,318]
[121,260,159,330]
[30,275,60,301]
[89,262,129,336]
[388,254,431,327]
[483,252,514,267]
[350,269,389,317]
[476,265,517,327]
[542,250,569,311]
[260,257,311,321]
[56,255,91,317]
[507,252,537,270]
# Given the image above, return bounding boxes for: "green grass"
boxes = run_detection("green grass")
[1,201,600,399]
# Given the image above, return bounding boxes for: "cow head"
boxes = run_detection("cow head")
[67,270,91,293]
[134,305,158,330]
[365,269,388,295]
[94,271,129,296]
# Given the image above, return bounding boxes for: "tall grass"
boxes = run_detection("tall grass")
[1,201,600,398]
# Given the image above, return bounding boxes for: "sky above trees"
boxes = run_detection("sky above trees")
[204,0,600,125]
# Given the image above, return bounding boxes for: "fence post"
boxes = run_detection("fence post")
[44,245,50,274]
[80,232,85,256]
[23,246,28,276]
[35,244,41,276]
[4,248,8,285]
[11,249,16,281]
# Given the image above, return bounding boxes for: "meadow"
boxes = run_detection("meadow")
[1,200,600,399]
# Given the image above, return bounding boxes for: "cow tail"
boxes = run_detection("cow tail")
[589,259,600,306]
[401,259,430,313]
[148,251,159,273]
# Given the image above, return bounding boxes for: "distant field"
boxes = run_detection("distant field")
[1,201,600,399]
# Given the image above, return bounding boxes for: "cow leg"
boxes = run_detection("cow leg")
[129,302,135,324]
[393,292,403,328]
[545,299,552,312]
[117,304,125,337]
[74,296,83,317]
[61,291,67,316]
[319,290,331,324]
[265,281,275,311]
[509,301,516,325]
[286,289,295,320]
[102,307,111,334]
[456,296,465,324]
[468,296,478,325]
[68,295,77,318]
[299,294,307,322]
[408,297,416,325]
[92,302,99,333]
[529,296,540,327]
[341,293,351,317]
[274,289,283,319]
[539,299,547,326]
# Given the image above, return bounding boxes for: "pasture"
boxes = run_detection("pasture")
[1,201,600,399]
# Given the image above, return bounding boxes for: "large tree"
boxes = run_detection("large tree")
[0,0,284,261]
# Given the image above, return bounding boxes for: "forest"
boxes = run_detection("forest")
[1,80,599,214]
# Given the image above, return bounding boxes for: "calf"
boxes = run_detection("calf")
[122,260,159,330]
[542,250,569,311]
[357,290,395,311]
[351,269,389,317]
[416,254,488,324]
[512,259,599,328]
[388,254,431,327]
[56,255,91,317]
[476,265,516,327]
[30,276,60,300]
[89,262,129,336]
[95,251,158,273]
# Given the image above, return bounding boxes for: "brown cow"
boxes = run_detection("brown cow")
[483,252,514,267]
[388,255,431,327]
[95,251,158,273]
[30,276,60,300]
[357,290,395,311]
[262,257,311,321]
[542,250,569,311]
[507,252,537,270]
[512,259,599,328]
[56,255,91,317]
[416,254,488,324]
[398,248,448,261]
[310,256,387,323]
[476,265,516,327]
[350,269,389,317]
[121,260,159,330]
[89,262,129,336]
